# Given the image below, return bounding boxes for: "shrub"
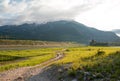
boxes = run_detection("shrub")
[96,50,105,56]
[68,69,76,77]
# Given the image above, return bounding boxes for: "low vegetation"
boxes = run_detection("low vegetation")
[57,47,120,81]
[0,48,62,72]
[0,45,120,80]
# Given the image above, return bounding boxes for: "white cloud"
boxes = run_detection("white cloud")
[1,0,119,31]
[0,0,27,14]
[0,0,103,25]
[75,0,120,31]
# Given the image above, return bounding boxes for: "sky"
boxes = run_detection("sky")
[0,0,120,31]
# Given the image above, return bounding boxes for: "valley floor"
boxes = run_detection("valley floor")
[0,46,120,81]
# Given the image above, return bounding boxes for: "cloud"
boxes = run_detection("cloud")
[75,0,120,31]
[0,0,103,25]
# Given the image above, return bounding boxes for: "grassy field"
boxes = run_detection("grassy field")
[57,47,120,80]
[0,47,63,72]
[0,40,79,72]
[0,46,120,80]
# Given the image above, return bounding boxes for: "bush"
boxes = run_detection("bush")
[96,50,105,56]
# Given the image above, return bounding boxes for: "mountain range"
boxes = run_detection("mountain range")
[0,20,119,44]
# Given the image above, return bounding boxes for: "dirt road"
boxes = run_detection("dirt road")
[0,53,64,81]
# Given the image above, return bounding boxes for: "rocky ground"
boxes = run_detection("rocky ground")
[26,64,74,81]
[27,64,120,81]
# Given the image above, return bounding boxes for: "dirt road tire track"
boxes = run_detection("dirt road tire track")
[0,53,64,81]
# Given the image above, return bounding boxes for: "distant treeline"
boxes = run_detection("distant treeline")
[109,42,120,46]
[0,35,14,39]
[90,40,120,46]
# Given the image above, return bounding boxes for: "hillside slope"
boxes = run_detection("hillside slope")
[112,29,120,36]
[0,20,119,44]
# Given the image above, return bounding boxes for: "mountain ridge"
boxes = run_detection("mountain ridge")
[112,29,120,36]
[0,20,119,44]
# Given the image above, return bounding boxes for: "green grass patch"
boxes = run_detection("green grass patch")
[57,47,120,80]
[0,48,62,72]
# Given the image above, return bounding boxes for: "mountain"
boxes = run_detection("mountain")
[112,29,120,37]
[0,20,119,44]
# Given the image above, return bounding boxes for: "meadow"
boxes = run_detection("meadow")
[57,47,120,81]
[0,47,63,72]
[0,40,77,72]
[0,45,120,80]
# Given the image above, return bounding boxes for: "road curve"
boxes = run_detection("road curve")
[0,53,64,81]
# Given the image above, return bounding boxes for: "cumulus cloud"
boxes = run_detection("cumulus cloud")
[0,0,103,25]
